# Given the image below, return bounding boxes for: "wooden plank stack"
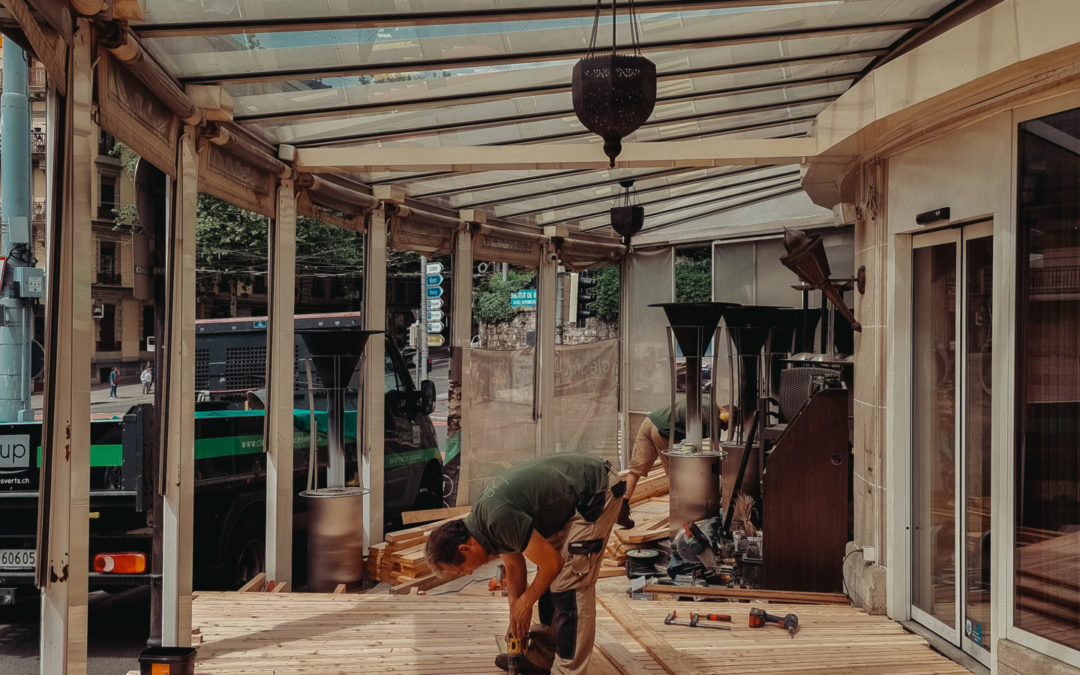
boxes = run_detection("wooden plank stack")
[365,514,466,585]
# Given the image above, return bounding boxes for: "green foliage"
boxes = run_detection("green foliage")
[196,193,269,278]
[474,268,534,324]
[591,265,620,322]
[675,255,712,303]
[108,142,142,230]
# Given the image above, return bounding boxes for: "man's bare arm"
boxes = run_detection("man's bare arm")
[505,530,563,638]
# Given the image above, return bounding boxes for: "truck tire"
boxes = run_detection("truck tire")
[224,516,265,590]
[412,461,443,510]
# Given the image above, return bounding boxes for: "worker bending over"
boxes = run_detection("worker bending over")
[620,396,729,528]
[426,453,625,675]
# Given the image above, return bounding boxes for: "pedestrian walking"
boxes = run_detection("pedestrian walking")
[108,367,119,399]
[140,362,153,395]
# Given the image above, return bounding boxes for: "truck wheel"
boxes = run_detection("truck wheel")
[413,462,443,510]
[225,517,265,590]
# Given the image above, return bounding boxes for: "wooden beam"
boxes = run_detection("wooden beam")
[38,18,91,673]
[362,209,388,546]
[161,125,199,647]
[264,179,296,586]
[401,506,471,525]
[641,584,852,605]
[296,138,817,173]
[537,241,557,453]
[451,219,472,506]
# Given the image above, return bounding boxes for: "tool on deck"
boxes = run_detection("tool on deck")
[748,607,799,637]
[488,564,507,592]
[691,612,732,623]
[664,610,731,630]
[506,635,524,675]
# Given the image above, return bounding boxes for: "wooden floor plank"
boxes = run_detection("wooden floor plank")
[125,590,973,675]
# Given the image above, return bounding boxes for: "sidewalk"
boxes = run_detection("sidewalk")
[30,381,154,416]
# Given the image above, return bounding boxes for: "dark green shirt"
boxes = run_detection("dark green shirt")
[647,395,715,439]
[464,454,609,555]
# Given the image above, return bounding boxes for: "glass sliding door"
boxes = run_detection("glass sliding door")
[911,223,993,664]
[912,233,958,637]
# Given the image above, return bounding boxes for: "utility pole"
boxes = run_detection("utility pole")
[0,40,38,422]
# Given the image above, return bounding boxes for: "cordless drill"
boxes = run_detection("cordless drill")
[748,607,799,637]
[506,635,523,675]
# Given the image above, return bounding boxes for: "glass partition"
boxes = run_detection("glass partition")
[1015,108,1080,651]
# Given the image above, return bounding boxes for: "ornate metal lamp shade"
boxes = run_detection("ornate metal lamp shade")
[572,0,657,167]
[610,179,644,245]
[573,55,656,167]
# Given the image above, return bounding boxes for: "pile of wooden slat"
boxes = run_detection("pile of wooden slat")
[602,467,670,576]
[365,512,468,590]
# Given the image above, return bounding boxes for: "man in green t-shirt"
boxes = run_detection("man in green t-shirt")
[425,453,625,675]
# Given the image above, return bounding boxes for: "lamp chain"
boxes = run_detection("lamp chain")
[587,0,601,56]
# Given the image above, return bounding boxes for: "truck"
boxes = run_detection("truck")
[0,312,443,604]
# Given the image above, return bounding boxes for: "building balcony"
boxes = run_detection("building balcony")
[33,199,45,224]
[31,130,45,157]
[95,272,123,286]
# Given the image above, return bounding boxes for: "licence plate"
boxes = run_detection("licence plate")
[0,549,35,569]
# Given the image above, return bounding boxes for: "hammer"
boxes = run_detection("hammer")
[664,610,731,630]
[748,607,799,637]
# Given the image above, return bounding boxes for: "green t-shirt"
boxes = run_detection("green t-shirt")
[464,453,609,555]
[647,395,715,440]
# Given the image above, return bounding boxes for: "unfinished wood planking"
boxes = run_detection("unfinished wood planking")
[132,589,973,674]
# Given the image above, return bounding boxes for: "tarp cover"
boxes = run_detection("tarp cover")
[553,340,619,462]
[461,347,536,501]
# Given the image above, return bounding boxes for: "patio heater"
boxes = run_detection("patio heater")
[298,326,380,591]
[650,302,737,536]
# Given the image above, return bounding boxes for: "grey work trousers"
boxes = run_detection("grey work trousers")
[524,489,623,675]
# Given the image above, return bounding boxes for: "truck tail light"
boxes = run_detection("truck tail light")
[93,552,147,574]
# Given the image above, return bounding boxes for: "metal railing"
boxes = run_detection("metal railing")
[96,271,123,286]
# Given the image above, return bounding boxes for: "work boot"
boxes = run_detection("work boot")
[617,499,635,529]
[494,654,550,674]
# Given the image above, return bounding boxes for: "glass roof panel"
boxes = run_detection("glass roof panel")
[139,1,943,81]
[254,79,847,145]
[501,166,802,223]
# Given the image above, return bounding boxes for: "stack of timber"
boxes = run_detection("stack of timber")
[365,509,469,592]
[602,468,670,576]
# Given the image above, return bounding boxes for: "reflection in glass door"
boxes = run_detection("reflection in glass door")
[912,236,957,635]
[911,224,992,664]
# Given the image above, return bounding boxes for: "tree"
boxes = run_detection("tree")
[196,194,368,315]
[473,268,534,324]
[675,253,711,303]
[591,265,620,322]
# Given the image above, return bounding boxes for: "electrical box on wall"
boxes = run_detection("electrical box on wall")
[12,267,45,298]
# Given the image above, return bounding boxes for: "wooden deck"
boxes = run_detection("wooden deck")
[133,590,973,674]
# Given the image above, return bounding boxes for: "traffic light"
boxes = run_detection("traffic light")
[576,273,597,323]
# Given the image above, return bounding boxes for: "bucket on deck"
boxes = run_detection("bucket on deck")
[662,445,724,538]
[138,646,196,675]
[301,486,369,591]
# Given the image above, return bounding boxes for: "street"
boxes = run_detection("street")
[0,587,150,675]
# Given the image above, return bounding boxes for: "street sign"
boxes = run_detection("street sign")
[427,321,444,333]
[427,334,445,347]
[510,289,537,308]
[426,310,444,322]
[426,262,443,275]
[426,287,444,299]
[425,274,443,286]
[427,297,443,310]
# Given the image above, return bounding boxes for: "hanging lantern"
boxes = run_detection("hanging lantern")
[572,0,656,168]
[610,179,644,246]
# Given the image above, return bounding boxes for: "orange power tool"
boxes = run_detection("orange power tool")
[749,607,799,637]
